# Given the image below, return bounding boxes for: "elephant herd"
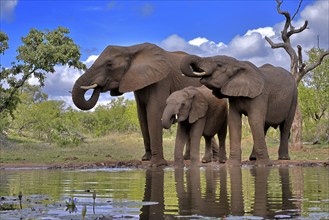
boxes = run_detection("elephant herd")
[72,43,297,167]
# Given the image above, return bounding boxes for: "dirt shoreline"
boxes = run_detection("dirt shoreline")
[1,159,328,170]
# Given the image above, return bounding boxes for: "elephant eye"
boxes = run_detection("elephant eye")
[107,62,112,68]
[217,63,222,67]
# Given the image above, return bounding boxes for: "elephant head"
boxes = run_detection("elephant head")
[72,43,171,110]
[180,55,265,99]
[161,86,208,129]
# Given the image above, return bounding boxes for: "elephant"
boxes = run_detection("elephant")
[161,86,228,165]
[71,43,202,166]
[180,55,297,166]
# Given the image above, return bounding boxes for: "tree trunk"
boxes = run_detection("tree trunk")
[291,103,303,149]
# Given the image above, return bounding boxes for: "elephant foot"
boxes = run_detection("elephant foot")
[226,158,241,167]
[218,155,227,163]
[202,158,211,163]
[141,152,152,161]
[202,155,212,163]
[249,154,257,161]
[212,155,219,162]
[150,158,168,167]
[190,161,202,167]
[255,158,272,167]
[183,153,190,160]
[278,155,290,160]
[174,160,185,167]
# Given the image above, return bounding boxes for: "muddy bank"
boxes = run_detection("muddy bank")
[1,159,328,170]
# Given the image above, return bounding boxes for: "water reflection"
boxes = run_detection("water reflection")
[140,168,164,219]
[139,166,315,219]
[0,166,328,219]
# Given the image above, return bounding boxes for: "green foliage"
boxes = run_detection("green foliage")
[0,27,86,117]
[299,48,329,143]
[91,97,139,136]
[0,32,9,54]
[6,86,140,146]
[8,85,83,146]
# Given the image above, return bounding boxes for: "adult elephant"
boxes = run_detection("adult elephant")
[180,55,297,166]
[72,43,201,166]
[162,86,228,165]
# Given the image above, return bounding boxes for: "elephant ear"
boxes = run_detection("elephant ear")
[221,62,264,98]
[119,43,170,93]
[189,91,208,124]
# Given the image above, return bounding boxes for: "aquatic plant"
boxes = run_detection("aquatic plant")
[65,197,78,213]
[93,190,96,202]
[82,204,87,220]
[18,191,22,209]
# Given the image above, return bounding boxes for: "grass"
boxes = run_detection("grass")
[0,132,328,165]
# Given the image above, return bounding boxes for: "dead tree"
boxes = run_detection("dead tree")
[265,0,329,149]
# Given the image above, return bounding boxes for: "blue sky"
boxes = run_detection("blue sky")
[1,0,328,107]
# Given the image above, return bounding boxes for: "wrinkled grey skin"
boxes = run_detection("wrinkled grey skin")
[72,43,201,167]
[162,86,228,166]
[180,55,297,166]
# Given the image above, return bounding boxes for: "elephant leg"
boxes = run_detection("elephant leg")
[175,123,188,166]
[226,107,242,166]
[278,122,291,160]
[248,113,271,166]
[148,116,167,167]
[144,101,167,167]
[249,125,270,161]
[278,104,295,160]
[189,120,206,165]
[210,137,219,162]
[183,137,191,160]
[135,99,151,161]
[217,122,228,163]
[202,136,213,163]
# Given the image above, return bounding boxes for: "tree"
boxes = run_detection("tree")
[299,48,329,143]
[9,84,84,146]
[265,0,329,148]
[0,27,86,117]
[92,98,139,136]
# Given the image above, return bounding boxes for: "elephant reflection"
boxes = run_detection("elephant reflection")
[175,166,231,217]
[139,166,298,219]
[140,168,164,219]
[174,167,298,219]
[250,167,298,218]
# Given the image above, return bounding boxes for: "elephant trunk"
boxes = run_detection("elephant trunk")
[72,71,101,111]
[161,107,177,129]
[180,55,206,77]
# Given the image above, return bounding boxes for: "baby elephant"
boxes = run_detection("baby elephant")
[162,86,228,165]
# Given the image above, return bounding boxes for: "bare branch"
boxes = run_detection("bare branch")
[297,45,306,74]
[303,50,329,76]
[276,0,292,35]
[297,45,303,65]
[288,20,308,37]
[265,36,286,49]
[291,0,303,21]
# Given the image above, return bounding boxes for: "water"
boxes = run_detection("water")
[0,166,328,219]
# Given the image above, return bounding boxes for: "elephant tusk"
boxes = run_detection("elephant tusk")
[192,71,207,76]
[80,84,98,90]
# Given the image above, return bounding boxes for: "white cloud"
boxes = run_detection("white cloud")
[0,0,18,22]
[85,55,99,67]
[245,27,275,38]
[188,37,209,47]
[226,32,270,59]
